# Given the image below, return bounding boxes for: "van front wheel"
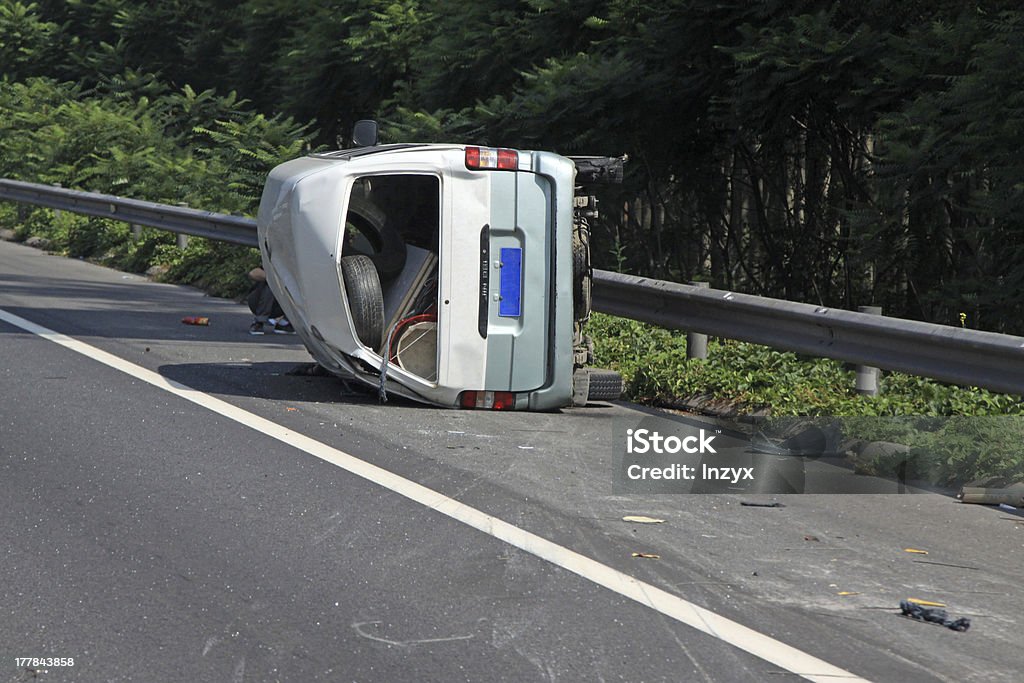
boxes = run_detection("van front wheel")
[340,255,384,351]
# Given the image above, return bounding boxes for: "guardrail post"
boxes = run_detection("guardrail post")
[175,202,189,249]
[51,183,62,219]
[855,306,882,396]
[687,281,709,360]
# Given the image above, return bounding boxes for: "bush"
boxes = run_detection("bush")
[0,75,311,295]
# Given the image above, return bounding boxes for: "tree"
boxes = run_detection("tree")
[0,1,58,80]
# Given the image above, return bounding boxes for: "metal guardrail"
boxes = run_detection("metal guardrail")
[593,270,1024,395]
[3,179,1023,394]
[0,179,257,247]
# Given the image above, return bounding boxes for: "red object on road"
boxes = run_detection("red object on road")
[181,316,210,326]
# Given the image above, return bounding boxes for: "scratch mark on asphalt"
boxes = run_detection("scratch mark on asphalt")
[232,656,246,683]
[202,635,222,656]
[312,510,348,545]
[663,618,716,683]
[351,621,475,647]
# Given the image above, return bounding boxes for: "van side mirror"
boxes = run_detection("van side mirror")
[352,120,379,147]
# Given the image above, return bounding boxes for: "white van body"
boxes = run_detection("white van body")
[257,143,581,410]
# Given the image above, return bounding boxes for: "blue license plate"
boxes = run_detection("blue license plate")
[498,247,522,317]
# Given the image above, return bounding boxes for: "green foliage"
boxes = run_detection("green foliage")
[0,74,311,294]
[160,237,263,297]
[191,114,311,208]
[0,1,57,80]
[216,0,429,145]
[867,10,1024,330]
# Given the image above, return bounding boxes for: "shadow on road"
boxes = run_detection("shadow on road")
[157,360,429,410]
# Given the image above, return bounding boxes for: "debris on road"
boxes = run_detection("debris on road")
[631,552,661,559]
[24,235,52,250]
[903,548,928,555]
[899,599,971,632]
[740,500,784,508]
[837,591,860,596]
[622,515,665,524]
[906,598,947,607]
[181,316,210,326]
[957,484,1024,506]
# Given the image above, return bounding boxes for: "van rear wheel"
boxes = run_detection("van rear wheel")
[587,369,623,401]
[573,368,623,405]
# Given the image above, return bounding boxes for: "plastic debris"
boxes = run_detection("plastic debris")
[622,516,665,524]
[907,598,946,607]
[903,548,928,555]
[631,552,660,559]
[181,316,210,326]
[837,591,860,596]
[899,599,970,632]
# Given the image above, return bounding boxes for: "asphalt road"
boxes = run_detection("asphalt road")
[1,239,1022,683]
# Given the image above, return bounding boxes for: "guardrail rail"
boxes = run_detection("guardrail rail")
[592,270,1024,395]
[0,179,257,247]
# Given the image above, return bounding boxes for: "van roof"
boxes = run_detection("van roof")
[311,143,464,162]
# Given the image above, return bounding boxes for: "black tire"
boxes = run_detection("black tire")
[346,197,407,281]
[572,222,592,322]
[587,369,623,401]
[340,255,384,350]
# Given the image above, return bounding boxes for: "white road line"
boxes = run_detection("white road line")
[0,306,868,682]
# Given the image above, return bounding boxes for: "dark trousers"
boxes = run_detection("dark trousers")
[246,281,284,322]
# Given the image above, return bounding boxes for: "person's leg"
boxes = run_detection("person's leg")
[248,281,277,322]
[247,281,277,334]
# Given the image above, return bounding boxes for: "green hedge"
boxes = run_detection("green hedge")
[0,77,311,296]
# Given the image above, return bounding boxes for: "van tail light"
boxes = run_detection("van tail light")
[459,390,516,410]
[465,146,518,170]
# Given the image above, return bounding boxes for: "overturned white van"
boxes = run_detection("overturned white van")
[256,125,622,410]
